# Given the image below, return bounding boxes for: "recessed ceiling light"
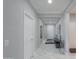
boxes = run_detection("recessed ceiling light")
[48,0,53,4]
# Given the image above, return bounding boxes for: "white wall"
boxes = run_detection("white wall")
[55,17,65,54]
[43,24,47,40]
[55,18,65,41]
[3,0,40,59]
[55,13,70,55]
[56,13,76,55]
[34,18,40,49]
[69,14,76,48]
[3,0,24,59]
[64,13,70,55]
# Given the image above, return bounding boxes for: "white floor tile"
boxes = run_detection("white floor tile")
[32,44,76,59]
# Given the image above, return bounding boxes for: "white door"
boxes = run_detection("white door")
[24,13,34,59]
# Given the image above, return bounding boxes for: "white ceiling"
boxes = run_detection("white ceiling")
[41,17,60,25]
[28,0,73,14]
[27,0,75,25]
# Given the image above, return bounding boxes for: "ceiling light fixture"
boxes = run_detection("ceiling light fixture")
[48,0,53,4]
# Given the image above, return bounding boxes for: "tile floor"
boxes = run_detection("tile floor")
[32,43,76,59]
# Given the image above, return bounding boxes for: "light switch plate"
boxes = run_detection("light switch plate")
[5,40,9,47]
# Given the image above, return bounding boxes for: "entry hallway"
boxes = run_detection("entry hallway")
[3,0,76,59]
[32,43,76,59]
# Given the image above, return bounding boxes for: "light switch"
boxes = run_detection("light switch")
[5,40,9,47]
